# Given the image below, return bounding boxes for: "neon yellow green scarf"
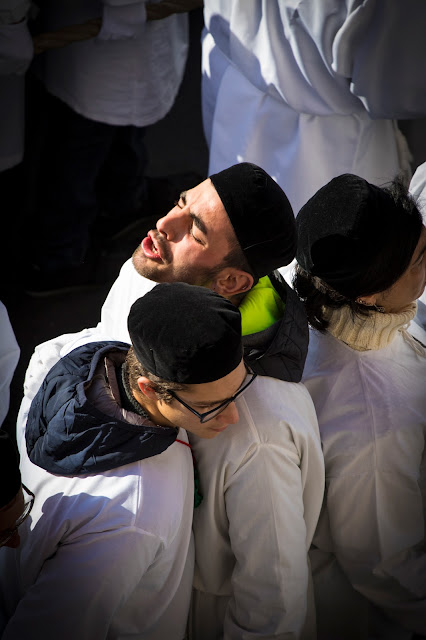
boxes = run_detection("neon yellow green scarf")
[239,276,285,336]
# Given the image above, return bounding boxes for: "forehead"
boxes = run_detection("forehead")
[411,225,426,262]
[185,179,234,237]
[181,360,246,402]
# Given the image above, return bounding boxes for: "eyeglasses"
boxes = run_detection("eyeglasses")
[0,484,35,548]
[169,365,257,423]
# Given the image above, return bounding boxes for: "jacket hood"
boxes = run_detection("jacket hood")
[242,271,308,382]
[26,341,178,476]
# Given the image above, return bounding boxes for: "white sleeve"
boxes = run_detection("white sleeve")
[98,259,156,341]
[410,161,426,219]
[0,0,30,25]
[98,1,147,41]
[0,20,33,75]
[2,526,161,640]
[223,439,312,639]
[326,446,426,634]
[331,0,426,118]
[0,301,19,426]
[22,328,122,405]
[409,163,426,309]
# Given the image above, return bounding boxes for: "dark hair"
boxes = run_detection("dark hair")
[125,347,187,404]
[292,265,370,332]
[294,177,423,332]
[200,231,258,305]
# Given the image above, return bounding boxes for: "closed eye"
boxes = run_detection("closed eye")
[190,222,204,244]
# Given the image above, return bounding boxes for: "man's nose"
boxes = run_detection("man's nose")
[217,402,239,426]
[156,207,187,240]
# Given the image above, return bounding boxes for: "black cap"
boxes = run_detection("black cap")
[296,173,423,296]
[210,162,296,279]
[0,430,21,509]
[128,283,242,384]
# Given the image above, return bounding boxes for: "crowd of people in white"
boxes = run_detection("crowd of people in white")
[1,1,425,639]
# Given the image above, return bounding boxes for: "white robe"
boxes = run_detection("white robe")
[202,0,426,213]
[303,318,426,639]
[0,332,194,639]
[0,301,19,427]
[97,262,325,638]
[0,18,33,171]
[35,0,188,127]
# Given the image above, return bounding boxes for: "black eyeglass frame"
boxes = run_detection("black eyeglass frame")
[0,484,35,548]
[169,365,257,423]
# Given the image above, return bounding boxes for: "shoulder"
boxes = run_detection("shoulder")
[204,376,320,458]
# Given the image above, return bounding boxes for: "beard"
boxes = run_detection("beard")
[131,244,217,288]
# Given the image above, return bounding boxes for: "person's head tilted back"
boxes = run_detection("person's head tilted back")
[133,163,296,298]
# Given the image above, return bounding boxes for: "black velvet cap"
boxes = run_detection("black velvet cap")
[296,173,422,296]
[210,163,296,278]
[0,429,21,509]
[128,283,242,384]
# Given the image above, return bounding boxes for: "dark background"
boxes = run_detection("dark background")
[2,8,208,435]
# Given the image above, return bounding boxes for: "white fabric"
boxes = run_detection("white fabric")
[97,262,325,638]
[0,333,195,639]
[202,0,426,214]
[409,163,426,315]
[0,20,33,75]
[0,301,19,427]
[303,323,426,638]
[98,258,156,340]
[0,20,32,171]
[188,376,324,640]
[0,0,30,25]
[98,3,147,41]
[36,0,188,126]
[410,161,426,222]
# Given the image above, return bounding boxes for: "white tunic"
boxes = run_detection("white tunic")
[97,261,325,638]
[36,0,189,126]
[0,334,195,640]
[188,376,324,640]
[0,17,33,171]
[0,301,20,426]
[202,0,426,213]
[303,324,426,638]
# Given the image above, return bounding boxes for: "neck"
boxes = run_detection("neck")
[120,362,171,428]
[132,389,172,428]
[325,303,417,351]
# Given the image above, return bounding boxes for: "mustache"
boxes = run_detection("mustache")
[152,230,172,263]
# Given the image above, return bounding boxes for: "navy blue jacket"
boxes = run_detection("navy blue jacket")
[26,341,178,476]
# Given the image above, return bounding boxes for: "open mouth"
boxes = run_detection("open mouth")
[142,233,163,261]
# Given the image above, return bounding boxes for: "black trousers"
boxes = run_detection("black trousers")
[32,91,146,270]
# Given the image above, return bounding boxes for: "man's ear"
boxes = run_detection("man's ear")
[136,376,158,400]
[355,293,378,306]
[211,268,254,298]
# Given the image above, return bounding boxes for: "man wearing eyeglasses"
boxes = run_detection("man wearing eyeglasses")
[0,430,34,550]
[15,163,324,638]
[1,283,251,639]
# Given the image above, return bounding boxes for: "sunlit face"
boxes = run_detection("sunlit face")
[374,225,426,313]
[0,487,25,549]
[132,179,235,285]
[150,359,247,439]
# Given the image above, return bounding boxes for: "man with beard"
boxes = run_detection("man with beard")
[19,163,324,639]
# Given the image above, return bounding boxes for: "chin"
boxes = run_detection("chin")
[132,247,160,279]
